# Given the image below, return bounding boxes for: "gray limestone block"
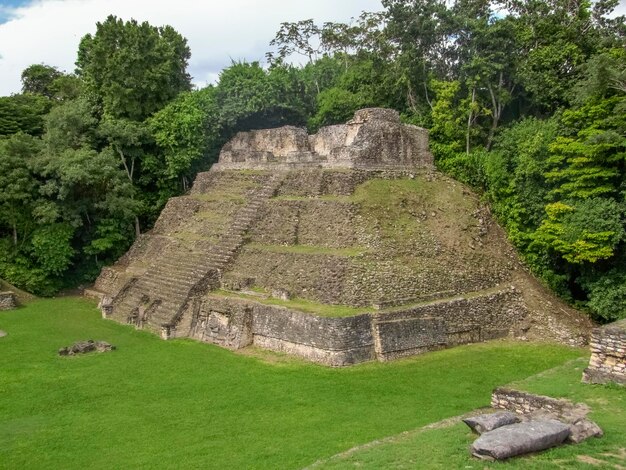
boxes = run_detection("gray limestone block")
[470,419,571,460]
[463,411,520,434]
[568,418,603,444]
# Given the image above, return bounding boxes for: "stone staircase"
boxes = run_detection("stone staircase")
[105,172,284,335]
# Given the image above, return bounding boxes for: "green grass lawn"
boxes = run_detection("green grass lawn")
[316,360,626,469]
[0,298,586,469]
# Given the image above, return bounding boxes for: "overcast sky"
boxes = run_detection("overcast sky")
[1,0,624,97]
[0,0,383,96]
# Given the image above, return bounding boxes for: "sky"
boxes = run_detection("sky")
[1,1,624,97]
[0,0,383,96]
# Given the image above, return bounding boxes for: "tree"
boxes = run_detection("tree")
[148,87,221,193]
[0,94,51,136]
[0,133,41,246]
[382,0,454,110]
[76,15,191,121]
[500,0,621,112]
[21,64,63,98]
[216,62,308,132]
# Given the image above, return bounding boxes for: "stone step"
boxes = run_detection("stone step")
[155,261,209,275]
[143,272,198,286]
[210,253,235,262]
[135,282,191,298]
[108,173,285,333]
[154,260,202,272]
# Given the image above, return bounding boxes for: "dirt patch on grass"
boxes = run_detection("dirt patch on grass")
[577,454,626,469]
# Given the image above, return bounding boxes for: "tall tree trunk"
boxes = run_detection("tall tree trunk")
[116,145,141,239]
[466,87,476,155]
[486,72,504,151]
[422,62,433,111]
[12,222,17,246]
[134,216,141,239]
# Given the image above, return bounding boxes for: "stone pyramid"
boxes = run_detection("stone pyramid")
[92,108,591,366]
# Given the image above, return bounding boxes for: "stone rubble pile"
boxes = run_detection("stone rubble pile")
[0,291,17,310]
[465,388,603,460]
[58,340,116,356]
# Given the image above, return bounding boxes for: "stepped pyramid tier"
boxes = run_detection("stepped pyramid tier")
[92,108,592,365]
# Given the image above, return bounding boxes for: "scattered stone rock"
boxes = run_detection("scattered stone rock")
[471,419,571,461]
[0,291,17,310]
[567,418,604,444]
[58,340,115,356]
[271,288,291,301]
[0,330,6,338]
[463,411,520,434]
[491,387,603,445]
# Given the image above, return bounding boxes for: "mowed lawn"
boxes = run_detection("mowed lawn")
[0,298,585,469]
[318,359,626,469]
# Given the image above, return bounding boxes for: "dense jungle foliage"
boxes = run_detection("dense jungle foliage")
[0,2,624,321]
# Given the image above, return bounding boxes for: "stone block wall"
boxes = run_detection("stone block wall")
[191,295,374,366]
[372,288,527,361]
[224,248,352,305]
[0,291,17,310]
[582,319,626,385]
[248,199,358,248]
[252,305,375,366]
[188,296,253,349]
[212,108,433,171]
[187,286,526,366]
[491,387,583,420]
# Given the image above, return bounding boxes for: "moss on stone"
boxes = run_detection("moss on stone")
[212,289,370,317]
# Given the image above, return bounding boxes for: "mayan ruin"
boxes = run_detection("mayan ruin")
[90,108,590,366]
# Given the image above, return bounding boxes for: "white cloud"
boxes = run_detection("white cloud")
[612,1,626,17]
[0,0,382,96]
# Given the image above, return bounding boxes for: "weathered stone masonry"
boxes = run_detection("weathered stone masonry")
[582,319,626,385]
[93,108,588,366]
[0,291,17,311]
[177,286,528,366]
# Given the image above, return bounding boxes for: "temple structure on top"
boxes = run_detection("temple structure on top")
[213,108,433,170]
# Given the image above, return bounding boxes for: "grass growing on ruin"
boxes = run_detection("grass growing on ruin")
[212,289,369,317]
[246,243,367,257]
[0,298,585,469]
[273,195,355,202]
[191,192,246,203]
[314,358,626,469]
[353,176,475,240]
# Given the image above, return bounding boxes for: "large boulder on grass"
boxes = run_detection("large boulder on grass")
[471,419,570,460]
[463,411,520,434]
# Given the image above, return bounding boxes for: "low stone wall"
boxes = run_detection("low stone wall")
[491,387,581,419]
[191,295,374,366]
[373,288,527,361]
[187,286,526,366]
[0,291,17,310]
[582,319,626,385]
[253,306,374,366]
